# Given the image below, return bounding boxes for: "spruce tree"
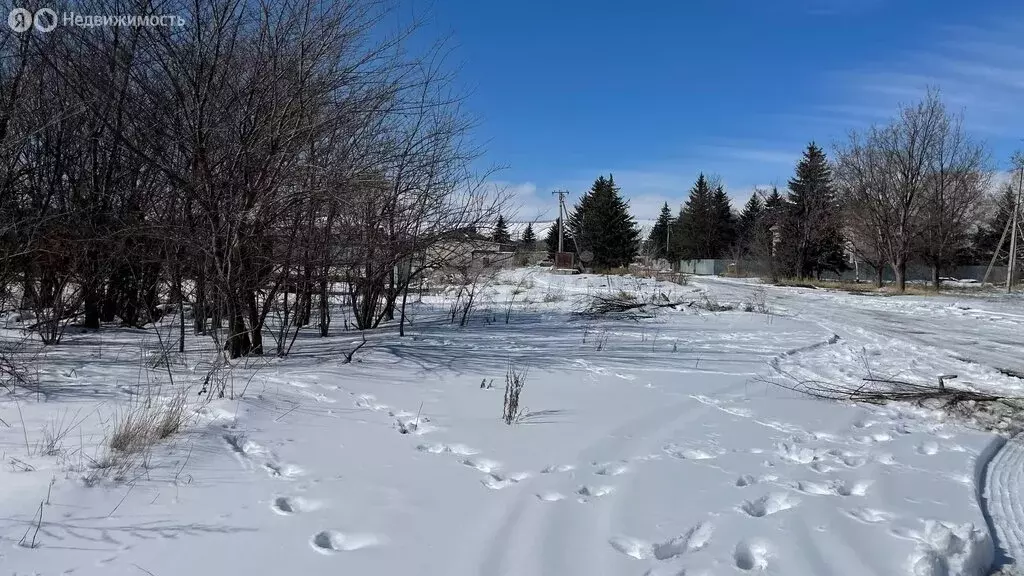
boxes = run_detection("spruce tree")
[711,185,736,254]
[545,217,573,257]
[971,183,1022,263]
[646,202,673,260]
[737,193,764,254]
[675,174,716,260]
[566,175,641,270]
[764,186,785,212]
[521,222,536,250]
[492,214,511,244]
[779,143,847,278]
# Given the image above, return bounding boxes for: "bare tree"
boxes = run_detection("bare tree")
[835,90,972,292]
[914,111,990,288]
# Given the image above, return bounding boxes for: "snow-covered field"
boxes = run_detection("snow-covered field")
[2,270,1023,575]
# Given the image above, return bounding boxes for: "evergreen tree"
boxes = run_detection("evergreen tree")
[544,217,573,257]
[779,143,847,278]
[759,186,787,281]
[492,214,511,244]
[675,174,717,260]
[711,184,737,254]
[970,183,1022,263]
[737,193,764,254]
[646,202,673,260]
[764,186,785,211]
[566,174,641,269]
[521,222,536,250]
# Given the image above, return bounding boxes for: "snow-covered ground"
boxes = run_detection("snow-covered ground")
[1,270,1022,575]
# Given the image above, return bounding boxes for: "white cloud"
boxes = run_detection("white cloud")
[824,15,1024,146]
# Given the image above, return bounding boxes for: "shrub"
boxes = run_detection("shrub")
[502,362,528,425]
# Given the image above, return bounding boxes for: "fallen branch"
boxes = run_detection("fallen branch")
[574,292,690,319]
[765,371,1024,414]
[342,335,367,364]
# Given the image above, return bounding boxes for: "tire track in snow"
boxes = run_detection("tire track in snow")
[980,432,1017,573]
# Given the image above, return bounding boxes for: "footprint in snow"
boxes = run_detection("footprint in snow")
[354,395,388,411]
[540,464,575,474]
[735,474,777,487]
[810,461,835,474]
[609,522,713,561]
[916,441,940,455]
[416,442,478,456]
[664,444,718,461]
[264,461,304,479]
[793,479,871,497]
[774,442,823,464]
[481,472,531,490]
[594,463,629,476]
[462,458,502,474]
[733,539,771,571]
[300,389,335,403]
[224,434,270,459]
[738,492,798,517]
[271,496,321,515]
[843,507,893,524]
[536,491,566,502]
[575,485,614,500]
[874,453,897,466]
[310,530,382,553]
[853,432,893,444]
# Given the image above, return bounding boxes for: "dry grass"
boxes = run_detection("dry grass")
[109,391,188,455]
[502,362,528,425]
[771,278,878,292]
[83,387,192,484]
[770,278,999,296]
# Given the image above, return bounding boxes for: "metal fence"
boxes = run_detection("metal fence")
[678,258,1018,284]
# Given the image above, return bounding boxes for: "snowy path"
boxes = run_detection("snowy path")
[694,276,1024,574]
[1,271,1020,575]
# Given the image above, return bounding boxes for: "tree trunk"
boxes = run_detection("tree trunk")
[176,277,185,353]
[931,265,940,290]
[211,296,224,332]
[100,280,118,322]
[318,269,330,337]
[874,264,883,288]
[300,287,312,326]
[227,304,251,359]
[384,271,396,321]
[295,263,312,326]
[21,273,37,310]
[399,284,410,337]
[893,260,907,293]
[246,290,263,355]
[278,287,290,356]
[83,285,100,329]
[194,270,207,334]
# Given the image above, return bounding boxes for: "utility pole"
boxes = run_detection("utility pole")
[1007,160,1024,292]
[551,189,569,253]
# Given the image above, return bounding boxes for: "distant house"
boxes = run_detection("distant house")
[426,228,515,272]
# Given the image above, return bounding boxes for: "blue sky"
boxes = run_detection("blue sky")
[418,0,1023,221]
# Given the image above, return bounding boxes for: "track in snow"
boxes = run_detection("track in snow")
[981,433,1021,574]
